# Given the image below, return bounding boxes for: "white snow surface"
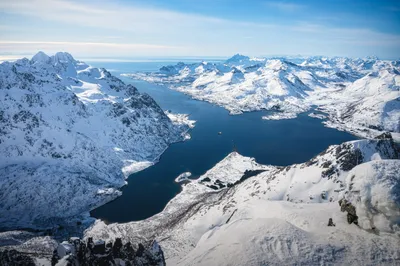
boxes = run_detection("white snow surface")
[0,52,194,229]
[175,172,192,183]
[126,54,400,139]
[85,138,400,265]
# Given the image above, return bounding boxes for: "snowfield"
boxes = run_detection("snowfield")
[125,54,400,139]
[84,137,400,265]
[0,52,194,230]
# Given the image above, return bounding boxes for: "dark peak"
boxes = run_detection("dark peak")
[375,132,393,140]
[226,54,249,63]
[365,55,379,61]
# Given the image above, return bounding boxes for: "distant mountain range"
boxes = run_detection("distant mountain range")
[126,54,400,139]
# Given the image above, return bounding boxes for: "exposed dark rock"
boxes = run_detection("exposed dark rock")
[112,238,123,258]
[203,170,264,190]
[375,132,393,140]
[321,161,332,168]
[321,167,336,178]
[123,242,135,260]
[231,169,266,187]
[327,218,336,227]
[321,191,327,200]
[136,243,145,257]
[339,148,363,172]
[376,136,399,158]
[200,177,211,183]
[241,170,266,180]
[217,183,226,189]
[0,249,36,266]
[121,117,131,126]
[339,199,358,225]
[92,240,105,254]
[335,71,347,79]
[368,124,384,131]
[208,185,219,190]
[51,237,165,266]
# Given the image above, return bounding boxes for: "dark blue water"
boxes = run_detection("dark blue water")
[89,61,358,224]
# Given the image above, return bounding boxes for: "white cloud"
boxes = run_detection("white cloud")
[264,1,305,12]
[0,41,185,57]
[0,0,399,58]
[0,0,225,35]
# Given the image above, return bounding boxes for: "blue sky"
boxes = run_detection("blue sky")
[0,0,399,59]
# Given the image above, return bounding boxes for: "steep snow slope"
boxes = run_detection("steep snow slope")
[341,160,400,232]
[0,52,194,230]
[85,137,400,265]
[178,201,400,266]
[126,55,400,138]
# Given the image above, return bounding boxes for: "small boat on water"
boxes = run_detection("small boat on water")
[218,132,222,135]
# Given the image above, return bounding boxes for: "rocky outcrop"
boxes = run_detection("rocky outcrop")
[340,160,400,232]
[51,237,165,266]
[0,249,36,266]
[327,218,336,226]
[339,198,359,225]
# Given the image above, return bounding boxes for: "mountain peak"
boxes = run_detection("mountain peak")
[31,51,78,67]
[365,55,379,60]
[31,51,50,63]
[53,52,77,64]
[226,54,249,63]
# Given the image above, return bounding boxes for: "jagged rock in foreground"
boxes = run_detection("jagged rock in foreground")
[126,54,400,139]
[85,138,400,265]
[0,249,35,266]
[51,237,165,266]
[0,52,194,230]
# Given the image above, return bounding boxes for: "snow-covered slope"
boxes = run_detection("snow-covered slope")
[85,136,400,265]
[126,55,400,138]
[0,52,194,230]
[341,160,400,232]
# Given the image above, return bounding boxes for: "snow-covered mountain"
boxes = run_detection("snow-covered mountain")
[85,135,400,265]
[0,52,194,230]
[126,55,400,138]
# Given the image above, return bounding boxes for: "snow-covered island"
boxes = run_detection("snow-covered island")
[0,52,194,230]
[174,172,192,183]
[125,54,400,139]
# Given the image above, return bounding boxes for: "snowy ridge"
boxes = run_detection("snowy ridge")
[125,55,400,138]
[85,137,400,265]
[0,52,194,230]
